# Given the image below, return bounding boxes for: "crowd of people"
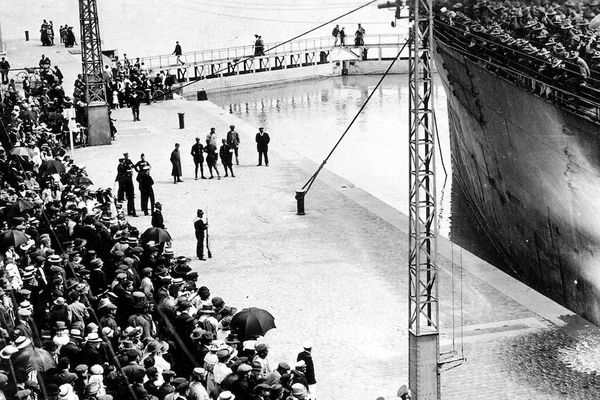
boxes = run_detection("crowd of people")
[435,0,600,105]
[0,51,317,399]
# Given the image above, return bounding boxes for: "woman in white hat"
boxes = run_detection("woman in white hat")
[87,365,106,396]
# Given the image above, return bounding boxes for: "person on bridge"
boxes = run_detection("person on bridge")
[254,35,265,56]
[170,143,183,184]
[226,125,240,165]
[256,127,270,167]
[191,137,206,180]
[339,28,346,46]
[173,41,185,66]
[332,24,340,46]
[0,57,10,85]
[355,23,365,46]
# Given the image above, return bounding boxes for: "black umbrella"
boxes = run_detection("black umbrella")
[40,159,66,175]
[140,227,172,243]
[12,347,56,373]
[0,230,28,249]
[72,176,93,186]
[231,307,276,340]
[12,198,35,212]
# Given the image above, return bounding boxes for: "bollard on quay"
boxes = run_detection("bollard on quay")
[295,189,306,215]
[197,90,207,101]
[178,113,185,129]
[25,31,29,41]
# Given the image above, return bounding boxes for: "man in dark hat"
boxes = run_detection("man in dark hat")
[220,139,235,178]
[194,209,208,260]
[152,202,165,228]
[255,127,270,166]
[297,342,316,391]
[226,125,240,165]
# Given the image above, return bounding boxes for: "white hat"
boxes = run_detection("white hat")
[218,391,236,400]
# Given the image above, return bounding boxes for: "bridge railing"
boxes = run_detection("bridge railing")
[136,34,406,71]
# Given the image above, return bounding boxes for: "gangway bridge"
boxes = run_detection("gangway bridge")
[133,34,408,86]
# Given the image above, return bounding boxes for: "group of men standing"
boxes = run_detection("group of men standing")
[171,124,270,182]
[115,152,156,217]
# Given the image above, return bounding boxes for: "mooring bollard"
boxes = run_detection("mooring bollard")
[197,90,207,101]
[295,189,306,215]
[178,113,185,129]
[25,31,29,41]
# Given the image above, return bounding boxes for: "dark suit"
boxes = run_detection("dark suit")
[297,350,316,384]
[137,172,155,215]
[194,218,206,259]
[255,131,270,166]
[191,142,205,179]
[152,209,164,228]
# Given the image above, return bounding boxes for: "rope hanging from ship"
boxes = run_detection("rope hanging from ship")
[433,2,600,124]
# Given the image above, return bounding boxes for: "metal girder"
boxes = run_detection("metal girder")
[79,0,107,104]
[407,0,440,396]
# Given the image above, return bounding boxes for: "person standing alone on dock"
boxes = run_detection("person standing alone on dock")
[129,90,141,121]
[332,24,340,46]
[226,125,240,165]
[0,58,10,85]
[170,143,183,184]
[173,41,185,66]
[191,138,206,180]
[256,127,270,166]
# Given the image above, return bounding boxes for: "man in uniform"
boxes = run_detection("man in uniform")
[255,127,270,166]
[194,209,207,261]
[191,138,206,180]
[226,125,240,165]
[116,153,136,217]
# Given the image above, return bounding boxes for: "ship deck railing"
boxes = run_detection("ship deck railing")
[433,19,600,125]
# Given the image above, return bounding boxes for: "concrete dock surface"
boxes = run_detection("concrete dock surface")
[74,98,600,400]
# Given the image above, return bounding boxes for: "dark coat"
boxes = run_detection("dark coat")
[194,218,206,239]
[255,132,270,151]
[297,350,316,384]
[151,209,164,229]
[220,144,233,166]
[137,172,154,193]
[170,149,182,177]
[80,343,103,367]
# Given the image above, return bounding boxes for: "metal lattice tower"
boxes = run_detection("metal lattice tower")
[79,0,107,104]
[407,0,440,397]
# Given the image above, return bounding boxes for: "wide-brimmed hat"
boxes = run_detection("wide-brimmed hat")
[0,345,19,359]
[85,333,102,343]
[15,336,32,350]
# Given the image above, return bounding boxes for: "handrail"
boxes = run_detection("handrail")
[434,24,600,124]
[134,33,405,69]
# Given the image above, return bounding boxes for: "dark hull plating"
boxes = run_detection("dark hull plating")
[433,40,600,324]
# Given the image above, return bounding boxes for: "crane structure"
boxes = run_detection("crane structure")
[406,0,440,396]
[380,0,441,398]
[79,0,111,145]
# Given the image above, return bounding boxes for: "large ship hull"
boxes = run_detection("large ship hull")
[433,40,600,324]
